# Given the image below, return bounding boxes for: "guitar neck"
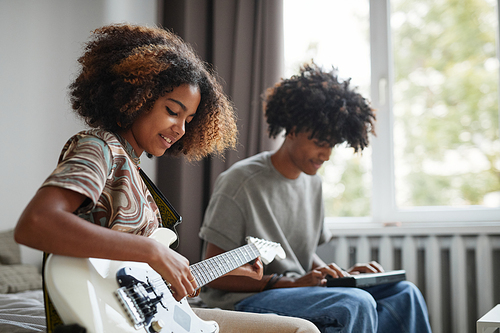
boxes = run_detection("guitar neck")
[190,243,260,288]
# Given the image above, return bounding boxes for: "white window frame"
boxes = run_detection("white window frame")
[327,0,500,227]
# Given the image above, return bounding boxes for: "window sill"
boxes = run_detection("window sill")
[325,219,500,236]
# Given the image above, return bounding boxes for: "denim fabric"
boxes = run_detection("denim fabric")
[234,281,432,333]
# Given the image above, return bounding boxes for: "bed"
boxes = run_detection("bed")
[0,229,45,333]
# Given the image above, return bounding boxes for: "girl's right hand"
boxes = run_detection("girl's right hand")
[148,243,197,301]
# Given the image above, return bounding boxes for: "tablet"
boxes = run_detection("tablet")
[326,270,406,288]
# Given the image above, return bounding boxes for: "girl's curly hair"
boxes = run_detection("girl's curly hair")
[264,63,376,152]
[69,23,237,161]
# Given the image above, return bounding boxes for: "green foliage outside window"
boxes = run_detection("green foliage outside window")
[392,0,500,207]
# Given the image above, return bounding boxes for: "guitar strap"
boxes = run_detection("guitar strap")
[42,252,63,333]
[138,166,182,244]
[43,167,182,332]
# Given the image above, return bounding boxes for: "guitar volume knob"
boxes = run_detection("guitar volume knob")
[151,319,164,332]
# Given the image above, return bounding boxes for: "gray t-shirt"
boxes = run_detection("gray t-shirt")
[198,151,331,309]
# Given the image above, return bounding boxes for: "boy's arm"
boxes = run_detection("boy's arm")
[204,243,347,290]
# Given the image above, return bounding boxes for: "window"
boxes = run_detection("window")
[284,0,500,223]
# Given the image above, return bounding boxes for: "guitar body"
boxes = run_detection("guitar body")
[44,228,218,333]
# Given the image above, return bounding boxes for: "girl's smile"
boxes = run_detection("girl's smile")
[120,84,201,157]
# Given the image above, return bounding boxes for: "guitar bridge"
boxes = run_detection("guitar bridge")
[114,266,165,330]
[115,286,145,329]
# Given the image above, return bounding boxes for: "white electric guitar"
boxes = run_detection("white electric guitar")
[44,228,286,333]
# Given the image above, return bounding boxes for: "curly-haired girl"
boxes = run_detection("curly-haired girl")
[14,24,321,333]
[70,23,237,161]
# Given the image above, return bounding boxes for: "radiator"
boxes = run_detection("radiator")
[317,223,500,333]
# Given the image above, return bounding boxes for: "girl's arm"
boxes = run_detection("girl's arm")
[15,185,195,301]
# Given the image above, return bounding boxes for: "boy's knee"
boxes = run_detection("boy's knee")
[393,281,424,302]
[350,288,377,312]
[327,289,377,329]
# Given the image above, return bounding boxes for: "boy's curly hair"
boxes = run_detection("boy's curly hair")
[264,63,375,152]
[69,24,237,161]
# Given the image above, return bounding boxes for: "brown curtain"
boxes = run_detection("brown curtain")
[158,0,284,263]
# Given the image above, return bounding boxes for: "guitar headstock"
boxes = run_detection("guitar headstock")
[246,237,286,264]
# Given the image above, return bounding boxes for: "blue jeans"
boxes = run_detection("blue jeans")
[234,281,432,333]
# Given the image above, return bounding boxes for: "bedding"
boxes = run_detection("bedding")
[0,289,45,333]
[0,229,45,332]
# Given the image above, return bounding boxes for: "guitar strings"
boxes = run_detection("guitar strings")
[118,242,270,308]
[189,244,261,285]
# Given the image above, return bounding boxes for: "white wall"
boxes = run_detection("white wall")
[0,0,158,266]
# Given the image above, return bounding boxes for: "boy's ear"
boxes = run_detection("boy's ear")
[285,131,296,141]
[287,127,298,138]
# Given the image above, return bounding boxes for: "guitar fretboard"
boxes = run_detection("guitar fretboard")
[190,243,260,287]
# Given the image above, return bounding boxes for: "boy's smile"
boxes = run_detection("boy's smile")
[272,131,333,179]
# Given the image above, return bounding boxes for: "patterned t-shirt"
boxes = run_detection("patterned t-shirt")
[42,129,160,236]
